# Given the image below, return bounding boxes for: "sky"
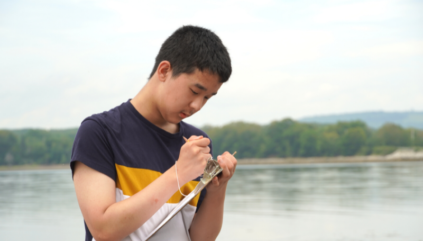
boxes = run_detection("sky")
[1,0,422,129]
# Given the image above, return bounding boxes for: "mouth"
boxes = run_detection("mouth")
[179,112,189,119]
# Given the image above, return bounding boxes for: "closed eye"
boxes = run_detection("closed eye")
[191,88,210,100]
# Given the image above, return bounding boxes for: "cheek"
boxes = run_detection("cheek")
[165,93,186,110]
[164,87,178,103]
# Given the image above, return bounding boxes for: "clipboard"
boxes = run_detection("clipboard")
[145,159,223,240]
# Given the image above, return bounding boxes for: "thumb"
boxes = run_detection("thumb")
[189,135,203,141]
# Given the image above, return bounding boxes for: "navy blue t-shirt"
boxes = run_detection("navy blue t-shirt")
[70,100,210,241]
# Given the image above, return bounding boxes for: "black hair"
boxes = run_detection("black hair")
[149,25,232,83]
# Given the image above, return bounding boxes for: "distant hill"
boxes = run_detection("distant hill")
[299,111,423,130]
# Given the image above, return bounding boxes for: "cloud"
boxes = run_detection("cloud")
[1,0,422,128]
[313,0,396,23]
[347,40,423,59]
[94,0,268,33]
[222,29,334,68]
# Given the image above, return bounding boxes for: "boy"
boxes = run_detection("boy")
[71,25,237,241]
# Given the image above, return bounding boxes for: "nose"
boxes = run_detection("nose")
[190,97,204,113]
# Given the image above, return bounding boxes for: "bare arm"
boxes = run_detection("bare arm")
[73,136,211,241]
[189,151,237,241]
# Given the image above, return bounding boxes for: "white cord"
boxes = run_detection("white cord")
[175,161,187,197]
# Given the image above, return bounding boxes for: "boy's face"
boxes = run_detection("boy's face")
[159,68,223,124]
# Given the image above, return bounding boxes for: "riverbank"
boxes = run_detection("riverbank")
[239,148,423,165]
[0,164,69,171]
[238,156,423,165]
[1,149,422,171]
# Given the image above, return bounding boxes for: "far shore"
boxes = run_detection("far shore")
[0,164,69,171]
[238,155,423,165]
[1,154,422,171]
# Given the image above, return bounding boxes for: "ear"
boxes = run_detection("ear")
[156,61,172,82]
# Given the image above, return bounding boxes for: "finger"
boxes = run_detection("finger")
[222,151,233,158]
[185,141,209,153]
[211,176,219,186]
[217,155,231,177]
[201,154,211,167]
[200,146,210,154]
[221,154,237,177]
[191,137,210,147]
[187,135,203,141]
[186,135,203,143]
[222,152,237,170]
[232,161,237,175]
[225,160,235,176]
[217,155,225,168]
[203,153,212,163]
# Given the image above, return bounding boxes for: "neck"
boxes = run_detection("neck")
[130,77,179,134]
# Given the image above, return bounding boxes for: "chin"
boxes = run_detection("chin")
[167,115,183,124]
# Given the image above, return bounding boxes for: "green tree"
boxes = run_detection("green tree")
[0,130,18,165]
[21,130,49,164]
[1,120,422,166]
[341,127,367,155]
[374,123,408,146]
[299,129,320,157]
[264,118,296,157]
[206,122,267,158]
[320,131,340,156]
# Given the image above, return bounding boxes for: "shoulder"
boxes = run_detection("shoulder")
[70,102,129,181]
[82,101,128,133]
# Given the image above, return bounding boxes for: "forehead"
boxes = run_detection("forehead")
[186,69,222,92]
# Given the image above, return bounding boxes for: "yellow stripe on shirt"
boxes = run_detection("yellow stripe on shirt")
[115,164,201,206]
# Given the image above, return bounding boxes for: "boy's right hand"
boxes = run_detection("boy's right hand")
[177,135,211,184]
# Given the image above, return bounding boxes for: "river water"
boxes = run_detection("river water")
[0,161,422,241]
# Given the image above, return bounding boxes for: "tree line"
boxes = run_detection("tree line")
[1,119,422,166]
[205,119,423,159]
[0,129,77,166]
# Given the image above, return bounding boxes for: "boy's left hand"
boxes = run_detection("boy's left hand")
[206,151,237,193]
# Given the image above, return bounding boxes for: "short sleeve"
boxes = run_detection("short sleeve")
[70,119,116,181]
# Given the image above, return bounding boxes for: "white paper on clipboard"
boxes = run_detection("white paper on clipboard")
[145,180,208,240]
[146,158,224,240]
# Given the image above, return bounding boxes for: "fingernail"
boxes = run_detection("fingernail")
[217,155,222,163]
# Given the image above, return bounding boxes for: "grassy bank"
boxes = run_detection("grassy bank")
[1,155,422,171]
[238,156,423,165]
[0,164,69,171]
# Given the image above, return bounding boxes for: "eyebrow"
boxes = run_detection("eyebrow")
[194,83,217,95]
